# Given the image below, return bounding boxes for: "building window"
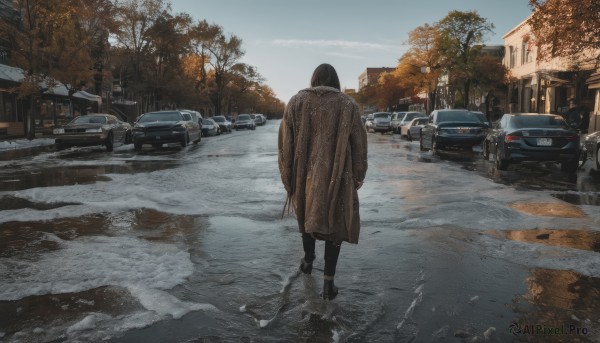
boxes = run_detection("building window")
[509,46,515,68]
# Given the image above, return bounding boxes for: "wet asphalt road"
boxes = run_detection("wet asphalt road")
[1,121,600,342]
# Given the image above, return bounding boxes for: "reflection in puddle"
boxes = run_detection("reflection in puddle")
[130,208,201,243]
[512,268,600,342]
[0,161,180,191]
[0,214,109,258]
[490,229,600,253]
[0,209,205,257]
[0,286,142,337]
[509,202,587,218]
[552,193,600,206]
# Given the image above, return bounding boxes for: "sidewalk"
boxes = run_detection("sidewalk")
[0,136,56,161]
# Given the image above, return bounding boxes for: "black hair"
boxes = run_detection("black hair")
[310,63,341,90]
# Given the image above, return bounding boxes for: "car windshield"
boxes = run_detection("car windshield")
[212,116,225,122]
[403,113,420,121]
[138,112,183,123]
[72,115,106,124]
[510,115,566,129]
[413,118,428,125]
[238,115,250,120]
[437,111,478,123]
[374,113,390,119]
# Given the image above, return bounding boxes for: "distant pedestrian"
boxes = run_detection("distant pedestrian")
[278,63,368,300]
[565,99,581,130]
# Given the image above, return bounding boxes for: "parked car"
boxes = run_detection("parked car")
[390,112,406,133]
[406,117,429,141]
[254,114,266,126]
[212,115,232,132]
[420,109,489,153]
[132,110,201,150]
[396,112,422,136]
[364,114,374,131]
[366,112,392,134]
[201,118,220,136]
[399,112,426,138]
[483,113,581,172]
[583,130,600,172]
[53,114,132,152]
[178,110,202,143]
[234,114,256,130]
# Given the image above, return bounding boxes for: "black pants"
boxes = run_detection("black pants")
[302,233,341,277]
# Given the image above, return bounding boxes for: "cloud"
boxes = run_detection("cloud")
[325,52,365,60]
[272,39,396,51]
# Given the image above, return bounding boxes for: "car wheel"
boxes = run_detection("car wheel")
[407,131,412,141]
[482,141,490,160]
[495,146,509,170]
[181,133,188,147]
[105,132,114,152]
[134,142,142,150]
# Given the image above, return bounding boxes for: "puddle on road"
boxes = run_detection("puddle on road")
[0,286,143,337]
[129,208,202,243]
[511,268,600,339]
[488,229,600,253]
[0,209,205,257]
[0,161,179,191]
[0,214,110,258]
[552,193,600,206]
[509,202,587,218]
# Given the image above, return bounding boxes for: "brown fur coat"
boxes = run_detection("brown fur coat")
[278,86,368,244]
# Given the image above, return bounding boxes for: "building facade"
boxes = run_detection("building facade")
[503,16,596,118]
[358,67,395,90]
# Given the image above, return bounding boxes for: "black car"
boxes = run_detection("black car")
[483,113,580,172]
[201,118,220,136]
[583,130,600,171]
[132,110,201,150]
[53,114,132,152]
[420,109,489,152]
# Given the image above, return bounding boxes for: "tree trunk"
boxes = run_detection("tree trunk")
[463,80,471,109]
[26,95,35,140]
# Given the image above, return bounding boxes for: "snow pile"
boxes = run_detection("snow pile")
[0,138,55,151]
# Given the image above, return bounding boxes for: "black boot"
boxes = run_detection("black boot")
[322,279,338,300]
[299,258,313,274]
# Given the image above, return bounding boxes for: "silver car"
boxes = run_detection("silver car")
[234,114,256,130]
[53,114,132,152]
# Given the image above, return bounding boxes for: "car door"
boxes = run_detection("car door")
[181,111,200,141]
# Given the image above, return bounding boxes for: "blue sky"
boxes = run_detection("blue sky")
[170,0,533,103]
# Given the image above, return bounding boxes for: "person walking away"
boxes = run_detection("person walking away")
[565,99,581,130]
[278,63,368,300]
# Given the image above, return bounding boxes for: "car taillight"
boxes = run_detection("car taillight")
[505,135,521,142]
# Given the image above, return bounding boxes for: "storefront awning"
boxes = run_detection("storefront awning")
[540,73,570,85]
[586,72,600,89]
[73,90,102,105]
